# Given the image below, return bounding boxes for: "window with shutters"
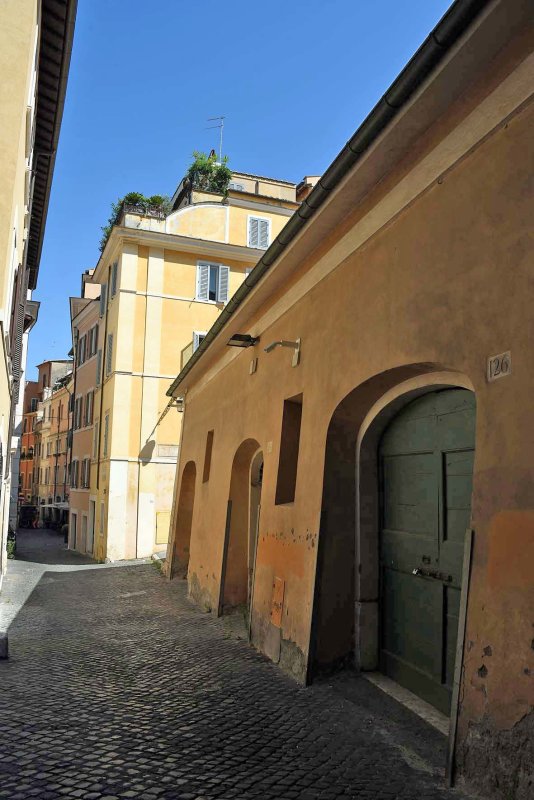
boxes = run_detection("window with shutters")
[103,413,109,456]
[93,420,99,458]
[74,397,83,430]
[90,324,99,356]
[85,391,94,426]
[248,216,270,249]
[99,284,107,317]
[193,331,207,352]
[110,261,118,297]
[78,335,86,365]
[82,458,90,488]
[96,349,102,386]
[196,262,229,303]
[106,333,113,376]
[71,460,79,489]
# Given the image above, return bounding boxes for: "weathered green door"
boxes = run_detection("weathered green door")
[379,389,475,714]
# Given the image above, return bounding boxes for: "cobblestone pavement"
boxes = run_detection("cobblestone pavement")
[0,529,471,800]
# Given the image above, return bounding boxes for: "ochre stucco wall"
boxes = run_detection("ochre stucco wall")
[171,88,533,792]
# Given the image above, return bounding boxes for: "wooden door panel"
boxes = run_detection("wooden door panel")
[379,388,476,714]
[382,453,438,535]
[382,568,443,680]
[444,585,461,688]
[380,413,436,455]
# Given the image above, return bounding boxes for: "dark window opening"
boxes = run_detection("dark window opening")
[208,266,218,301]
[275,394,303,505]
[203,430,214,483]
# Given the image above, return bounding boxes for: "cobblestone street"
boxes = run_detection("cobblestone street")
[0,530,471,800]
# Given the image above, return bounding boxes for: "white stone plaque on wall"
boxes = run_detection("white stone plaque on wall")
[487,351,512,382]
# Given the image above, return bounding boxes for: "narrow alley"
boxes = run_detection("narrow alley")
[0,529,470,800]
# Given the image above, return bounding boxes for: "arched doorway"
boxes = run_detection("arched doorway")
[220,439,263,615]
[311,368,476,716]
[378,388,475,713]
[172,460,196,578]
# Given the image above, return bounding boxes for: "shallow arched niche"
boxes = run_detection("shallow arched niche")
[171,460,197,579]
[220,438,262,614]
[310,364,475,679]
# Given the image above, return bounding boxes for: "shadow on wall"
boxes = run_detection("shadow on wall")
[139,439,156,464]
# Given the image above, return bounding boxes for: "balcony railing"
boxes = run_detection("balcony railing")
[122,203,167,220]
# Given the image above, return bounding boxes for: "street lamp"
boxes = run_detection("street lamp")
[226,334,259,348]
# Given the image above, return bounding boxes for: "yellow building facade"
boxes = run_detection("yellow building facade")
[88,174,299,562]
[34,368,73,524]
[0,0,75,586]
[68,275,100,553]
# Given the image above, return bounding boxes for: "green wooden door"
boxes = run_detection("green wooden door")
[379,389,475,714]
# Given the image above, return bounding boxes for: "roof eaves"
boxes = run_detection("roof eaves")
[27,0,78,290]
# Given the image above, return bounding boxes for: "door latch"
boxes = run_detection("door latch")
[412,567,452,582]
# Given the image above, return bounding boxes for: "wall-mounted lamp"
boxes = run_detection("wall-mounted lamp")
[172,397,184,413]
[264,338,301,367]
[227,333,259,348]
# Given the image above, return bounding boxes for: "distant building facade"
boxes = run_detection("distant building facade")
[84,171,300,562]
[33,360,73,525]
[68,273,100,553]
[19,381,40,504]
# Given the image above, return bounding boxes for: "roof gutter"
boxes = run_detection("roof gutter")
[167,0,490,397]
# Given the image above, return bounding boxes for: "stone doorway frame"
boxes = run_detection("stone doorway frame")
[310,366,475,683]
[355,371,475,673]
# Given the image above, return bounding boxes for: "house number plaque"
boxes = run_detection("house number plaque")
[487,351,511,382]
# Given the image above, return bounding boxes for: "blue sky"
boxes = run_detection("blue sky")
[27,0,451,379]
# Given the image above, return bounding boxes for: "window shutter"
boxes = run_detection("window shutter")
[193,332,206,352]
[93,421,99,457]
[248,217,259,247]
[111,261,118,297]
[218,266,229,303]
[196,263,209,301]
[99,284,107,317]
[258,219,269,249]
[106,333,113,375]
[103,413,109,456]
[96,349,102,386]
[79,335,86,365]
[87,391,93,425]
[248,217,269,249]
[10,265,29,403]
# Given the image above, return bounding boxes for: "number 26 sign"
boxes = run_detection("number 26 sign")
[487,351,512,382]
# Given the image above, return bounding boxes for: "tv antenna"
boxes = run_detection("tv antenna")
[206,116,225,163]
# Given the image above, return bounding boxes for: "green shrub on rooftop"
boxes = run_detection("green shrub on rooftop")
[99,192,172,253]
[187,151,231,196]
